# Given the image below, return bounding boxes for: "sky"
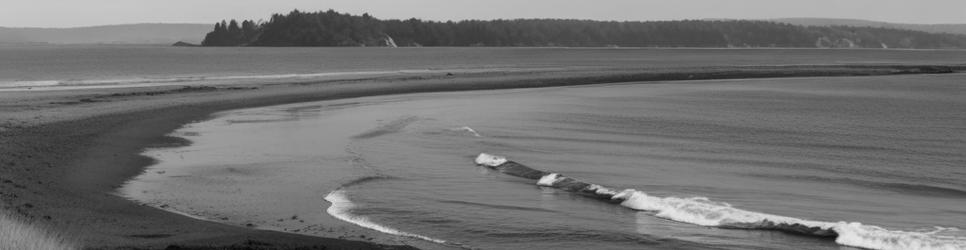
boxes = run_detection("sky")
[2,0,965,28]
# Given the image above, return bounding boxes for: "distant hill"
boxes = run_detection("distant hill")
[773,18,966,35]
[201,10,966,49]
[0,23,211,44]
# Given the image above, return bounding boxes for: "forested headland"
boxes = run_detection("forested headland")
[202,9,966,48]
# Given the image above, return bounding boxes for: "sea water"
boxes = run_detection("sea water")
[7,45,966,91]
[121,73,966,249]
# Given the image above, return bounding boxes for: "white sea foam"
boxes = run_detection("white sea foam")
[474,153,507,167]
[587,184,620,196]
[537,173,562,186]
[613,189,965,250]
[614,189,831,228]
[324,190,448,244]
[833,222,966,250]
[454,126,482,137]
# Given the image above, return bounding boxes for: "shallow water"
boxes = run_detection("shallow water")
[121,74,966,249]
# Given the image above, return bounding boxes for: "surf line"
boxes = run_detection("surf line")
[474,153,966,250]
[324,189,449,245]
[323,177,471,249]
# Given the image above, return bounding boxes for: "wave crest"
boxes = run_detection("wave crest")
[453,126,483,137]
[834,223,966,250]
[324,190,448,244]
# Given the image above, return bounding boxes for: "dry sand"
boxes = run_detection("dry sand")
[0,65,960,249]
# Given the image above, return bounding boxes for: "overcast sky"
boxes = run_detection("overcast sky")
[2,0,965,27]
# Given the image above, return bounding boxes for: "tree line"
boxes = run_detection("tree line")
[202,9,966,49]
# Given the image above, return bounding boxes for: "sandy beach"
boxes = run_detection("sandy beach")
[0,64,961,249]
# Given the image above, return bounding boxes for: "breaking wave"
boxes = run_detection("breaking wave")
[452,126,483,137]
[475,153,966,250]
[324,189,449,244]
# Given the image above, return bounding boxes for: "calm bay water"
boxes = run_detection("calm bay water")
[5,45,966,90]
[122,74,966,249]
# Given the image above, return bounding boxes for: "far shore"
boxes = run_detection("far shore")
[0,64,962,249]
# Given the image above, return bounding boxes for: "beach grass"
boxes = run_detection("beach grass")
[0,212,76,250]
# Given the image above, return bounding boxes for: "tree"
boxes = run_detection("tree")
[202,9,966,48]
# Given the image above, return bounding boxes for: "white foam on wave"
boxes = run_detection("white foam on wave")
[613,189,819,227]
[480,153,966,250]
[833,222,966,250]
[474,153,507,167]
[537,173,561,186]
[323,190,448,244]
[587,184,621,196]
[536,173,621,196]
[612,189,966,250]
[454,126,483,137]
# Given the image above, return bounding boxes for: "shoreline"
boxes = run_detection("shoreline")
[0,65,962,249]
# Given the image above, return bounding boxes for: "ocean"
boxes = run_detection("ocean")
[120,73,966,249]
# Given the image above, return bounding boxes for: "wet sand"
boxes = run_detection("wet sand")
[0,65,961,249]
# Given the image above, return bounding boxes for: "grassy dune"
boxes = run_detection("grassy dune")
[0,213,75,250]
